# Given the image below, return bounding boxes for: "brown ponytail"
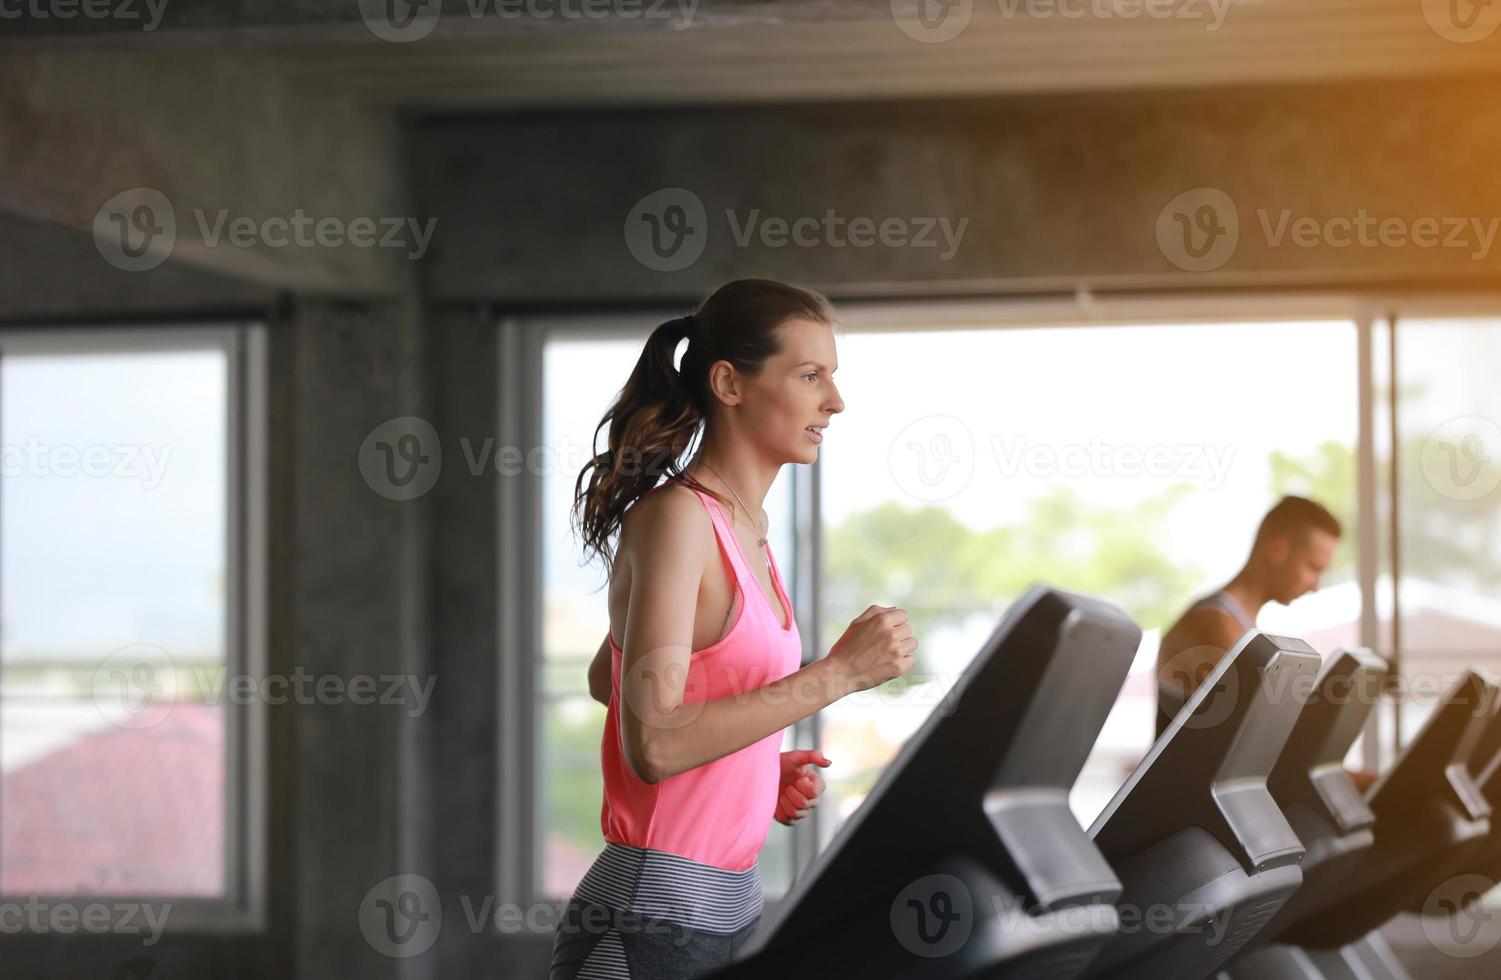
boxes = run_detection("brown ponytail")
[571,278,835,576]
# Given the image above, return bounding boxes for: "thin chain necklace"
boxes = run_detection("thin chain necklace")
[698,460,767,548]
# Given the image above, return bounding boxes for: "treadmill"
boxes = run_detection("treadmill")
[1082,631,1322,980]
[1278,670,1496,951]
[1233,670,1498,978]
[709,585,1142,980]
[1219,647,1388,979]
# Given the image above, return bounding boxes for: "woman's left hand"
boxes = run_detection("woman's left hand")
[774,749,831,826]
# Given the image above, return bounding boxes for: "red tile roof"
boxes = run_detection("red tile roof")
[2,703,224,896]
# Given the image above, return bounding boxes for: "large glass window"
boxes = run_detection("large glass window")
[517,307,1501,905]
[815,320,1358,833]
[0,327,262,926]
[1390,319,1501,745]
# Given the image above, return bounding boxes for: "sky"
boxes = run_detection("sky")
[1,349,227,665]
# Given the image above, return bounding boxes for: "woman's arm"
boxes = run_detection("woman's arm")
[624,652,846,784]
[587,634,612,706]
[617,489,910,784]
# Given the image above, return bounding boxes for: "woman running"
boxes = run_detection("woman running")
[552,278,918,979]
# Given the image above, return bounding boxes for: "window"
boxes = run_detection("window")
[814,319,1358,834]
[0,326,265,931]
[1388,318,1501,746]
[507,301,1501,909]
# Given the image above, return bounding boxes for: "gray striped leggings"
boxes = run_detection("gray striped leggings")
[549,844,764,980]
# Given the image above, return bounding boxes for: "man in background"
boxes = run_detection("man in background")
[1155,495,1342,739]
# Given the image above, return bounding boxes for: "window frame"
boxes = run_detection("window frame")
[499,290,1501,913]
[0,322,269,934]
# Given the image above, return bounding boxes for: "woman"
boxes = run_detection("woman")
[553,278,918,979]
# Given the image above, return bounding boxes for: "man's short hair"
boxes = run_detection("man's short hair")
[1254,495,1342,550]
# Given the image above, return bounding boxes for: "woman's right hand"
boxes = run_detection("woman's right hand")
[823,605,918,698]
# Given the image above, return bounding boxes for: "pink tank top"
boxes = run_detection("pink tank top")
[599,483,804,872]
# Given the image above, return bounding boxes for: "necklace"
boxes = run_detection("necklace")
[699,460,767,548]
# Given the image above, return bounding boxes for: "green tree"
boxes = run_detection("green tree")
[1269,429,1501,588]
[822,484,1204,681]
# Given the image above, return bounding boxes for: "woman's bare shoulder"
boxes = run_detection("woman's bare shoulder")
[618,482,713,565]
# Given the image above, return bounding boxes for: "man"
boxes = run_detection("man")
[1155,495,1341,739]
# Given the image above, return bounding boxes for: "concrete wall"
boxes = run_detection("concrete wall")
[0,48,413,298]
[0,210,269,321]
[411,76,1501,304]
[283,296,434,980]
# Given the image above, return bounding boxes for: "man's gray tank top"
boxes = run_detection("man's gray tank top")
[1156,591,1255,736]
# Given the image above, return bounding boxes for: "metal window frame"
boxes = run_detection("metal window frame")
[1355,309,1383,772]
[0,322,268,934]
[496,315,542,909]
[1377,308,1501,760]
[498,289,1501,909]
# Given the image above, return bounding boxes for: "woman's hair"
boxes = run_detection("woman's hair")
[572,278,836,576]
